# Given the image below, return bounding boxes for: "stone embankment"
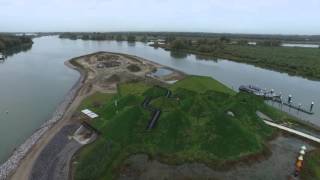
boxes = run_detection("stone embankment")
[0,62,83,180]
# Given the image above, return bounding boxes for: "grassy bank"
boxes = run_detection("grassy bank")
[70,75,297,179]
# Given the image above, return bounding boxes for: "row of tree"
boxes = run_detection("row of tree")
[59,33,144,42]
[0,34,33,53]
[169,37,229,53]
[166,37,284,54]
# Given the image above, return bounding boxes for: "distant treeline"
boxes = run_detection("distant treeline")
[0,34,33,55]
[58,32,320,43]
[159,37,320,80]
[59,32,143,42]
[165,37,282,53]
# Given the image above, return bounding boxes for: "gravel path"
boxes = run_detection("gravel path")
[29,124,81,180]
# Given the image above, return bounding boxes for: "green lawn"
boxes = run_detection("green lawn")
[73,75,277,179]
[77,92,115,111]
[118,81,151,96]
[171,75,236,95]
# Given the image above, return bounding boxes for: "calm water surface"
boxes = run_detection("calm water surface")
[282,43,319,48]
[1,36,320,163]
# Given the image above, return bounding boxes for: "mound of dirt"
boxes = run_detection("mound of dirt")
[127,64,141,72]
[97,54,119,61]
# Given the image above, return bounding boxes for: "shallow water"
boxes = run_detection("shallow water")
[152,68,173,77]
[282,43,319,48]
[1,36,320,163]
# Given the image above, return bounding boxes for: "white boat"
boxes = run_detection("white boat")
[0,53,4,60]
[239,85,280,99]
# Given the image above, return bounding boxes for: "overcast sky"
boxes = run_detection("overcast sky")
[0,0,319,34]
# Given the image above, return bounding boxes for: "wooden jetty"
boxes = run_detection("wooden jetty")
[240,85,314,115]
[271,98,314,115]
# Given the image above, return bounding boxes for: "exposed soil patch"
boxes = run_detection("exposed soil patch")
[106,74,121,83]
[127,64,141,72]
[118,135,316,180]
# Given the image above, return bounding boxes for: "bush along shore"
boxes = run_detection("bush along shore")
[0,34,33,56]
[151,39,320,81]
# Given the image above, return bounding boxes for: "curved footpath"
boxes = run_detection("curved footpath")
[0,59,86,180]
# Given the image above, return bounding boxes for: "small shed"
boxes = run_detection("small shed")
[81,109,99,119]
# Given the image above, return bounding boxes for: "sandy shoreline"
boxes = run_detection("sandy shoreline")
[0,58,85,180]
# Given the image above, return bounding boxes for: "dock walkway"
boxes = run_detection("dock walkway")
[257,111,320,144]
[263,120,320,143]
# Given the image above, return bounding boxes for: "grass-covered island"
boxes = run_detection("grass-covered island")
[0,34,33,56]
[13,52,318,180]
[72,73,286,179]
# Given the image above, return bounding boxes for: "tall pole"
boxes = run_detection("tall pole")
[310,101,314,112]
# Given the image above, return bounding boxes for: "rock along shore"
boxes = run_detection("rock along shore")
[0,61,84,180]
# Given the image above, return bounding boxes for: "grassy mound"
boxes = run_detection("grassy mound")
[73,75,275,179]
[171,75,235,95]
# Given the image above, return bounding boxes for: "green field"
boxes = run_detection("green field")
[72,75,290,179]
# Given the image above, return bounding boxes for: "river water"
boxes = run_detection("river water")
[0,36,319,163]
[282,43,319,48]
